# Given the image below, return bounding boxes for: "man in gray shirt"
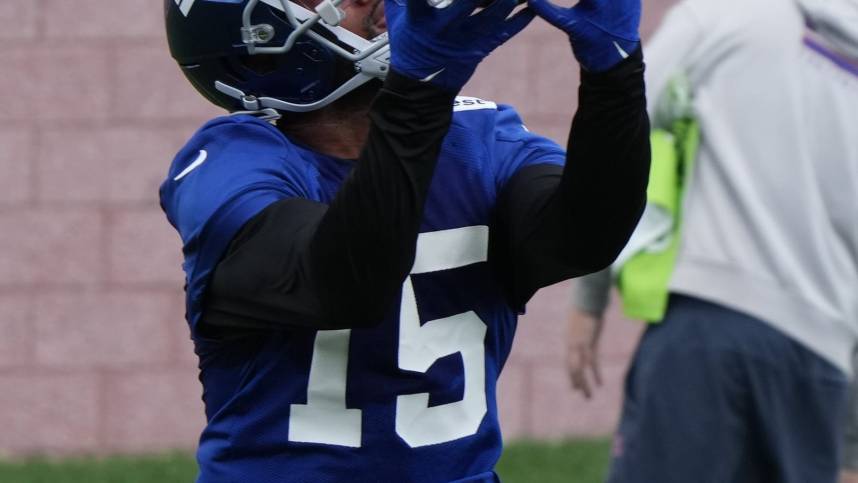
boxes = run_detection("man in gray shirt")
[568,0,858,481]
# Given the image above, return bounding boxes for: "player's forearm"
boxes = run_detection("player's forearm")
[494,51,649,309]
[309,70,457,327]
[558,47,650,271]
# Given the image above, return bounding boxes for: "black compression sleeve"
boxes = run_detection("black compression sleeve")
[308,72,456,326]
[491,48,650,310]
[203,70,456,331]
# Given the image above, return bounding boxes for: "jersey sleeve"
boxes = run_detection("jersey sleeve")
[491,104,567,190]
[159,117,314,333]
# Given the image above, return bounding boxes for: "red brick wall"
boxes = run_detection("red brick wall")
[0,0,676,456]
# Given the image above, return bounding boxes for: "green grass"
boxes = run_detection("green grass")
[0,439,610,483]
[498,439,611,483]
[0,453,198,483]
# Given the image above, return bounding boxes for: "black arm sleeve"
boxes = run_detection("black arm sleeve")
[203,71,457,332]
[491,48,650,310]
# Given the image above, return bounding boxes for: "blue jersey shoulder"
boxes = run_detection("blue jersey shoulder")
[161,115,315,232]
[159,115,317,332]
[449,96,566,190]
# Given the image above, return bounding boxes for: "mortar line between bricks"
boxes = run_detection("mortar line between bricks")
[0,364,199,377]
[0,202,162,212]
[0,284,181,295]
[23,292,37,367]
[34,0,47,41]
[0,119,218,129]
[0,37,168,48]
[523,361,535,437]
[95,366,201,378]
[100,205,114,289]
[93,118,221,127]
[166,291,188,366]
[95,369,110,448]
[105,41,120,122]
[0,202,158,213]
[29,122,41,205]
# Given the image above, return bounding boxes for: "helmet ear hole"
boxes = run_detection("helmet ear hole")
[240,54,282,76]
[219,57,248,83]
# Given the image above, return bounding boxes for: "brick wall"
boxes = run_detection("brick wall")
[0,0,676,456]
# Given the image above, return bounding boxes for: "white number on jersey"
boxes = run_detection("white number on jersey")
[288,226,490,447]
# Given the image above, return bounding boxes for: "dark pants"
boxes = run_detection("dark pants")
[608,295,850,483]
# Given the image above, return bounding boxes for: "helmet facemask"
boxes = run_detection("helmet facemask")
[217,0,391,113]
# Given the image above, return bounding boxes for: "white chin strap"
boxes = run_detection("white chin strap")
[215,0,391,113]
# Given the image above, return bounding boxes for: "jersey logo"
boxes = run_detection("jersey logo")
[173,0,197,16]
[453,96,497,112]
[420,68,446,83]
[613,41,631,60]
[174,150,208,181]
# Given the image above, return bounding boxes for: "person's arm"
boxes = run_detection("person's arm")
[202,0,534,332]
[564,269,612,398]
[492,48,650,309]
[572,268,613,318]
[204,72,455,331]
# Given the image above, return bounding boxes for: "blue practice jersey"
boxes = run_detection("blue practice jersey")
[160,96,565,483]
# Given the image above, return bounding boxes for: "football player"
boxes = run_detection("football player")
[161,0,649,481]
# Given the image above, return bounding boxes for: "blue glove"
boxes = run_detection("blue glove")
[385,0,535,92]
[528,0,641,72]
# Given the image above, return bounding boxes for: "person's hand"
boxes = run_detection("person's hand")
[527,0,641,72]
[567,309,605,398]
[842,470,858,483]
[385,0,534,92]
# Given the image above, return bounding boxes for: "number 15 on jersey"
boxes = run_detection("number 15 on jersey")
[289,226,491,448]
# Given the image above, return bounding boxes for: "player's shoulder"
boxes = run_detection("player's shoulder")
[163,114,313,187]
[169,114,289,171]
[451,96,531,138]
[160,114,315,225]
[445,96,565,184]
[451,96,563,151]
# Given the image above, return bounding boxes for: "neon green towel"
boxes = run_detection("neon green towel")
[618,119,699,322]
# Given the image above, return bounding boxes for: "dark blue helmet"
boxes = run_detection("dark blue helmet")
[165,0,390,113]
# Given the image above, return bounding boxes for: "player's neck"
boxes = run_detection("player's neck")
[277,107,371,161]
[276,82,378,160]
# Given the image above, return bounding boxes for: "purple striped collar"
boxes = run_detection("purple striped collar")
[803,26,858,78]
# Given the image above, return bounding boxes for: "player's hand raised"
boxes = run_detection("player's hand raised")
[385,0,534,92]
[528,0,640,72]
